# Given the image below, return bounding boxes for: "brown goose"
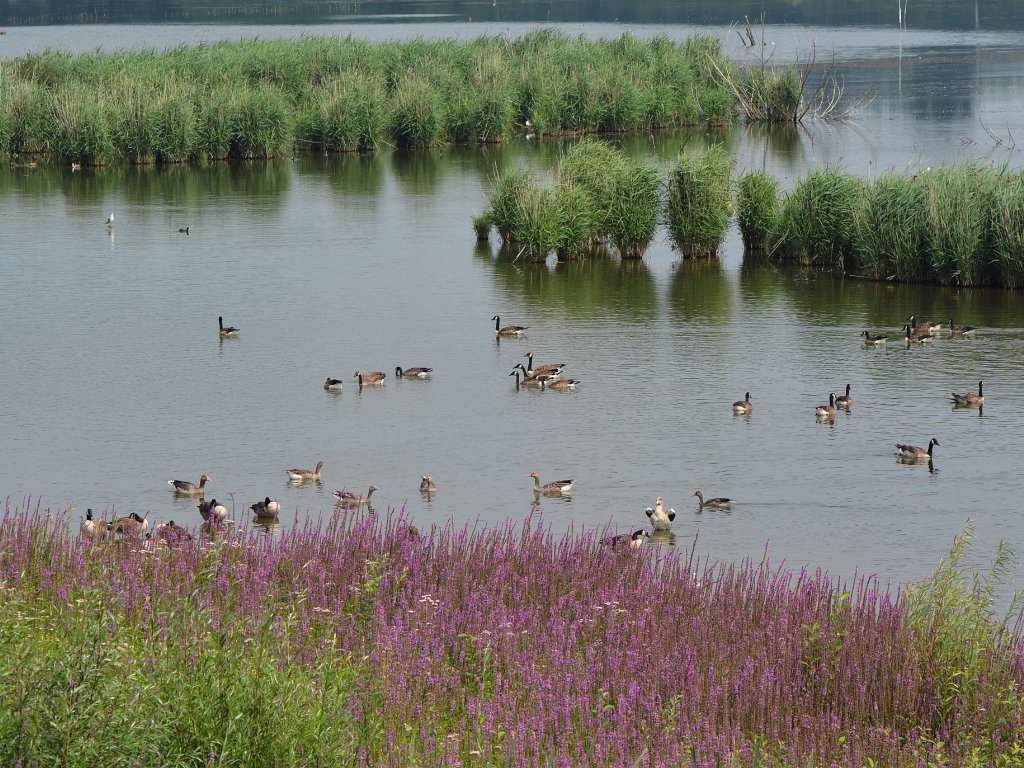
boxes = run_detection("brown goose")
[354,371,386,386]
[601,529,650,550]
[285,461,324,482]
[903,325,932,344]
[493,315,527,337]
[396,367,433,379]
[947,319,977,336]
[218,316,239,338]
[110,512,149,537]
[693,491,731,509]
[155,520,191,543]
[908,315,941,335]
[732,392,752,414]
[816,393,838,420]
[510,370,544,389]
[523,353,566,377]
[861,330,887,345]
[80,509,109,540]
[251,497,281,519]
[333,485,379,506]
[168,474,212,495]
[835,384,853,408]
[324,377,344,391]
[199,498,229,522]
[542,378,579,391]
[528,472,573,494]
[511,363,559,382]
[951,381,984,407]
[419,476,437,492]
[896,438,939,460]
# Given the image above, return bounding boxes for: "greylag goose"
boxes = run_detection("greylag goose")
[861,331,887,345]
[80,509,108,540]
[285,461,324,482]
[645,497,676,530]
[419,476,437,492]
[897,438,939,460]
[218,316,239,338]
[333,485,379,506]
[354,371,386,387]
[732,392,752,414]
[951,382,983,407]
[168,474,212,495]
[693,491,731,509]
[111,512,148,537]
[396,367,433,379]
[835,384,853,408]
[324,377,344,391]
[492,315,527,337]
[528,472,573,494]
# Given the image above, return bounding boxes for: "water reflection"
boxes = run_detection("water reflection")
[668,258,732,324]
[391,149,445,196]
[320,153,386,197]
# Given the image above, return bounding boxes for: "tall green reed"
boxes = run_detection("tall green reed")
[665,144,735,257]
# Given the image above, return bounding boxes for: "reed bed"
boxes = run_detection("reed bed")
[736,170,780,251]
[0,32,735,165]
[665,144,735,258]
[2,502,1022,767]
[776,167,864,267]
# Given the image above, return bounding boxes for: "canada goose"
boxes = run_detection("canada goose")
[947,319,976,336]
[510,370,544,389]
[816,393,838,419]
[251,497,281,519]
[903,325,932,344]
[168,474,212,495]
[908,315,942,335]
[732,393,752,414]
[645,497,676,530]
[155,520,191,542]
[218,316,239,338]
[512,363,559,382]
[693,491,731,509]
[105,212,115,228]
[354,371,386,387]
[111,512,148,537]
[542,378,579,391]
[602,529,650,550]
[896,438,939,460]
[80,509,108,540]
[178,227,190,235]
[492,315,527,337]
[333,485,379,506]
[199,498,229,522]
[324,377,344,391]
[285,460,324,482]
[527,472,573,494]
[835,384,853,408]
[951,381,984,407]
[861,330,887,345]
[395,367,433,379]
[420,476,437,492]
[523,353,566,376]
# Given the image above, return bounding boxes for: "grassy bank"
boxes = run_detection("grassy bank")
[0,31,735,165]
[2,503,1022,767]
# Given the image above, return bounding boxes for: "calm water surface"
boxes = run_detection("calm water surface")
[1,19,1024,597]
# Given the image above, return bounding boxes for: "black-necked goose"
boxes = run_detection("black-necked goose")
[542,378,579,391]
[80,509,109,540]
[511,363,558,383]
[285,461,324,482]
[199,498,229,522]
[951,381,983,407]
[732,392,752,414]
[897,438,939,460]
[168,474,212,495]
[816,393,838,419]
[324,377,344,391]
[861,330,887,345]
[396,367,433,379]
[602,529,650,550]
[251,497,281,519]
[510,370,544,389]
[693,491,731,509]
[111,512,148,537]
[178,227,190,235]
[527,472,573,494]
[947,319,976,336]
[333,485,379,506]
[645,497,676,530]
[523,353,566,377]
[420,476,437,492]
[156,520,191,542]
[354,371,386,387]
[218,316,239,338]
[835,384,853,408]
[904,325,932,344]
[492,315,527,337]
[908,315,941,335]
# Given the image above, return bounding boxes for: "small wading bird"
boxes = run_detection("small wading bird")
[333,485,379,507]
[861,330,887,345]
[492,315,527,337]
[693,491,731,510]
[218,316,239,338]
[602,529,650,550]
[285,460,324,482]
[167,474,211,496]
[896,438,939,461]
[324,377,344,391]
[420,476,437,493]
[645,497,676,530]
[732,392,752,414]
[527,472,573,495]
[251,497,281,519]
[395,367,433,379]
[950,381,984,407]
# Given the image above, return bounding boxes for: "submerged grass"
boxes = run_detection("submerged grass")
[0,32,735,165]
[2,503,1022,767]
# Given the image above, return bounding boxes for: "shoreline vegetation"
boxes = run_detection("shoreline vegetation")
[0,31,735,165]
[1,503,1022,766]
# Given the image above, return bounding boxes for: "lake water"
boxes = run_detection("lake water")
[2,17,1024,599]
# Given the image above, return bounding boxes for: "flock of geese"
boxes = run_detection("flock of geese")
[76,309,986,550]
